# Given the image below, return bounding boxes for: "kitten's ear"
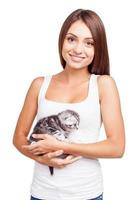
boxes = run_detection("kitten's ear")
[50,118,55,122]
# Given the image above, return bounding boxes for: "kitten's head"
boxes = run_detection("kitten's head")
[58,110,80,132]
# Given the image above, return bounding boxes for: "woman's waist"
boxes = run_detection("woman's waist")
[33,158,102,180]
[31,158,103,199]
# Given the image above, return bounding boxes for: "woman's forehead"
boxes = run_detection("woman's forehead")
[66,20,93,39]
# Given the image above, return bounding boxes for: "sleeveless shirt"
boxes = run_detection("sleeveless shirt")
[30,74,103,200]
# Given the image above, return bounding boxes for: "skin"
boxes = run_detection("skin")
[13,20,125,169]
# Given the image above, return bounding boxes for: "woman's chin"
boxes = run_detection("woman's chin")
[66,64,87,70]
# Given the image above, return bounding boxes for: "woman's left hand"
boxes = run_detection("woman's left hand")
[22,134,61,155]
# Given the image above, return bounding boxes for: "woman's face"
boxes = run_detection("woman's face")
[62,20,95,70]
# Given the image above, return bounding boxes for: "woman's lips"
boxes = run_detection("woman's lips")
[69,54,85,62]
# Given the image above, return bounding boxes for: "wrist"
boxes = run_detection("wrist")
[57,140,71,153]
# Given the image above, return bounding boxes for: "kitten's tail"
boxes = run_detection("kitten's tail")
[49,166,54,175]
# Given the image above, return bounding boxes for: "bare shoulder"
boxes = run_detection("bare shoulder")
[97,75,119,101]
[31,76,44,88]
[29,76,44,93]
[25,77,45,101]
[97,75,115,86]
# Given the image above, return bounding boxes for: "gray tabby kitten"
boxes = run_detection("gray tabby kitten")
[29,109,80,175]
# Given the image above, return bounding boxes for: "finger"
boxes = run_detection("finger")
[65,155,74,160]
[30,148,41,154]
[33,152,43,155]
[54,150,64,157]
[30,146,49,154]
[32,134,46,140]
[68,156,82,163]
[22,143,38,151]
[47,150,64,159]
[63,156,82,164]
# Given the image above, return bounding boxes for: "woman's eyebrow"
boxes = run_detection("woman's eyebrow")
[66,33,93,40]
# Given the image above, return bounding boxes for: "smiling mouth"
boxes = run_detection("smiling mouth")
[69,54,85,62]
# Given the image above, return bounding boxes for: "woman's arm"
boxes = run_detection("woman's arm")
[13,77,43,160]
[28,75,125,159]
[13,77,80,167]
[60,75,125,158]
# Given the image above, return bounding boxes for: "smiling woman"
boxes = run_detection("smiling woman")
[58,9,109,75]
[13,9,125,200]
[62,20,95,69]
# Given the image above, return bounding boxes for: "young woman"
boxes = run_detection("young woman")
[13,9,125,200]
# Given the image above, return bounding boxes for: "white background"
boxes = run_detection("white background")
[0,0,132,199]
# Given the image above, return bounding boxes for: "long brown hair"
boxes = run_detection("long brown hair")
[58,9,110,75]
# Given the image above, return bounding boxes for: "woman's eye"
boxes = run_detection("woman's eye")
[67,37,75,42]
[86,41,94,47]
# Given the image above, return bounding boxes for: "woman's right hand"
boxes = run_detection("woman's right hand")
[36,150,82,169]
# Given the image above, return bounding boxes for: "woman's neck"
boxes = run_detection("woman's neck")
[58,66,91,85]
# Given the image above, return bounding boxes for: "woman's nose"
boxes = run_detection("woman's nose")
[73,42,83,54]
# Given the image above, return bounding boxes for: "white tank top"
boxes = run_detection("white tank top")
[31,74,103,200]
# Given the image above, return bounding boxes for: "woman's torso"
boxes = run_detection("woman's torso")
[31,73,103,200]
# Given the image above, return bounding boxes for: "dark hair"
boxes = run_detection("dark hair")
[58,9,110,75]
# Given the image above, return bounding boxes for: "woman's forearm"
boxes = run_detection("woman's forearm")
[25,134,125,159]
[13,133,38,161]
[12,133,82,168]
[58,138,125,159]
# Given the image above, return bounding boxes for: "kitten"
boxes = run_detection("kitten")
[29,109,80,175]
